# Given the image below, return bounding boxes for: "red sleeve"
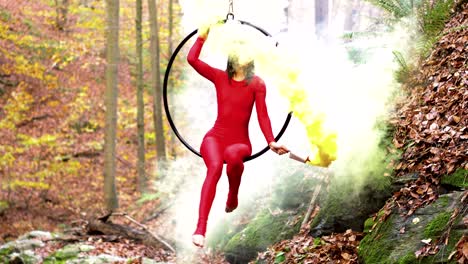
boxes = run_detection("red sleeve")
[254,78,275,144]
[187,37,217,82]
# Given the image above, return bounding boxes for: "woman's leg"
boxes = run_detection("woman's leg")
[195,137,224,236]
[223,143,251,212]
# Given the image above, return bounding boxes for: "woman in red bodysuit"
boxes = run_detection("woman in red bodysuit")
[188,27,289,248]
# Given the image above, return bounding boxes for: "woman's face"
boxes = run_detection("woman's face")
[230,55,250,74]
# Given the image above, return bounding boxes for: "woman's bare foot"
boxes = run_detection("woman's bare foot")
[192,234,205,248]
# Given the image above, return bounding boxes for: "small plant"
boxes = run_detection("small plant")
[365,0,456,85]
[0,10,11,21]
[23,18,34,30]
[365,0,415,19]
[392,50,411,83]
[417,0,455,57]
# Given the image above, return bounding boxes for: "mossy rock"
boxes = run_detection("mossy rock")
[206,218,245,250]
[208,165,319,251]
[359,191,466,263]
[9,250,41,264]
[310,174,391,236]
[0,244,14,256]
[223,209,303,264]
[363,209,386,234]
[43,244,93,263]
[270,169,318,210]
[0,242,43,264]
[441,168,467,189]
[423,211,452,239]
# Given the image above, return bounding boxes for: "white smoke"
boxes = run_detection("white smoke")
[155,0,413,255]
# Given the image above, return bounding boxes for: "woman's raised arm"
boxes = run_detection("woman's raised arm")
[187,30,217,82]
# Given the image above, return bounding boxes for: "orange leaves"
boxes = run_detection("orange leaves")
[255,230,363,264]
[390,2,468,216]
[456,236,468,263]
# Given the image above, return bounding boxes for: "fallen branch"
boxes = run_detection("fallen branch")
[73,151,101,158]
[301,184,322,229]
[116,155,135,169]
[17,114,51,127]
[300,170,332,230]
[113,212,176,253]
[86,212,175,253]
[143,202,174,223]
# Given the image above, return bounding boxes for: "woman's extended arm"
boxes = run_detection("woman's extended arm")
[255,79,289,155]
[187,36,217,82]
[254,79,275,144]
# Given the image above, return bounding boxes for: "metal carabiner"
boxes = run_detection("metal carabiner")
[226,0,234,20]
[226,12,235,20]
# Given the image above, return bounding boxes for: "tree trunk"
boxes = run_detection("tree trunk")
[103,0,120,211]
[167,0,177,159]
[148,0,167,162]
[55,0,69,31]
[136,0,146,193]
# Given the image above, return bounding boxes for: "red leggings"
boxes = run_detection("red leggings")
[194,136,252,236]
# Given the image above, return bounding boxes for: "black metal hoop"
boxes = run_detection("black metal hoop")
[163,20,292,162]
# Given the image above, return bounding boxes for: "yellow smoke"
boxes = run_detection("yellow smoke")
[202,23,338,167]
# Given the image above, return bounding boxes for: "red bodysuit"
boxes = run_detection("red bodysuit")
[187,37,275,236]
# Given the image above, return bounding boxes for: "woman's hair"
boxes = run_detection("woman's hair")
[226,55,255,84]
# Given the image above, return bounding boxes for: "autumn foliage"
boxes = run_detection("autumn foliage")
[0,0,182,242]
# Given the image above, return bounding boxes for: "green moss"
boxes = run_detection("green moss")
[364,209,387,233]
[358,214,396,264]
[438,195,449,207]
[363,218,374,233]
[441,169,467,188]
[226,211,297,251]
[423,211,451,239]
[398,251,417,264]
[43,244,83,264]
[43,257,66,264]
[224,210,302,262]
[207,219,241,249]
[425,214,464,264]
[0,243,14,257]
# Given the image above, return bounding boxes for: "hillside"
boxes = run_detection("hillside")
[252,1,467,263]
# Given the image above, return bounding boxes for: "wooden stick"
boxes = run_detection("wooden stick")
[143,202,174,223]
[110,212,176,253]
[301,183,322,229]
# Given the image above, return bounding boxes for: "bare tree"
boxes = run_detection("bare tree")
[148,0,167,162]
[167,0,177,159]
[103,0,120,211]
[136,0,147,192]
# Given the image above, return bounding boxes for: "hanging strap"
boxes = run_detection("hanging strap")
[226,0,235,20]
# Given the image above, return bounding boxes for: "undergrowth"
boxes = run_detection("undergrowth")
[364,0,456,84]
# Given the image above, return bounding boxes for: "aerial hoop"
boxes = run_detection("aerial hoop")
[163,18,292,162]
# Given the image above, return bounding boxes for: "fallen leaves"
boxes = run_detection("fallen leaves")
[253,229,363,264]
[389,1,467,221]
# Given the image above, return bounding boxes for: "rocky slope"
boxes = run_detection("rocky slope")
[250,1,467,263]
